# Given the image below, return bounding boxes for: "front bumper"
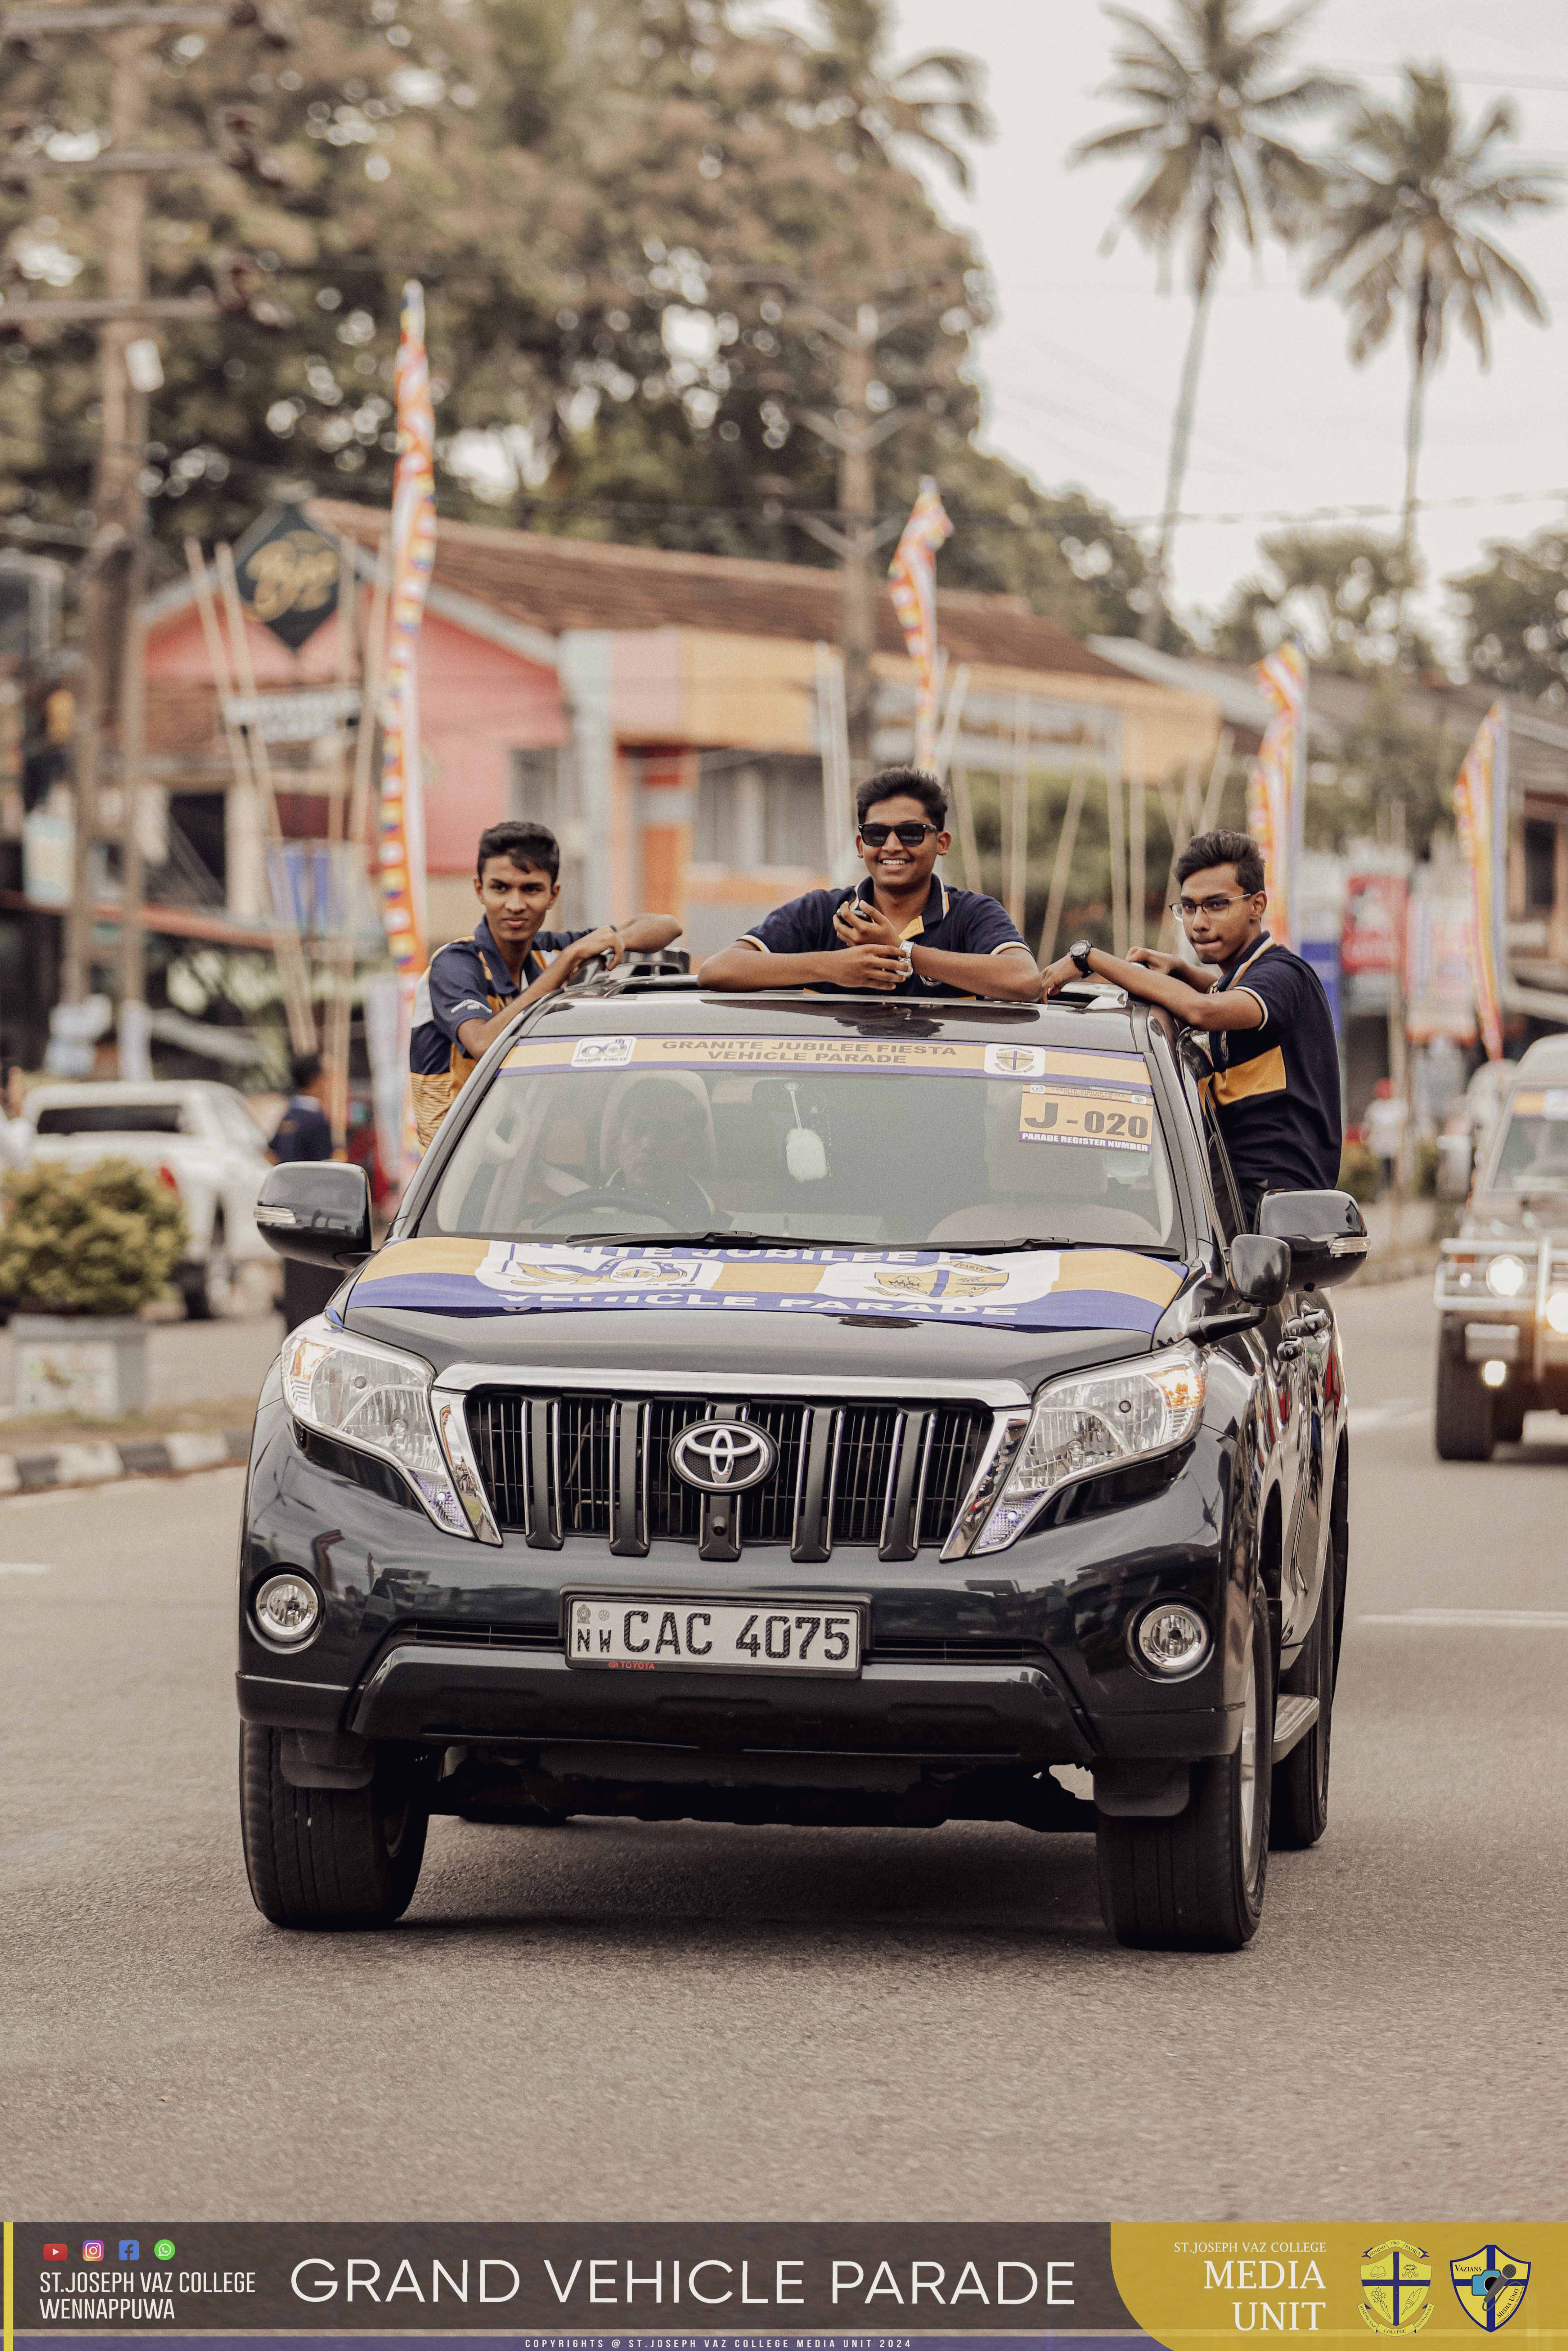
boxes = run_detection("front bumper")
[237,1390,1253,1783]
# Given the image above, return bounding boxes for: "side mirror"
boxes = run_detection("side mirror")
[255,1161,373,1267]
[1257,1187,1369,1290]
[1229,1232,1291,1306]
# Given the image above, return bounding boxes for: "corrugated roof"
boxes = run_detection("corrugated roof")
[309,498,1131,681]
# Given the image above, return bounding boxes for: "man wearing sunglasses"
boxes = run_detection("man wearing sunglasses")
[699,767,1039,1001]
[1040,827,1341,1225]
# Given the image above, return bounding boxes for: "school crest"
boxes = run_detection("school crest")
[872,1259,1009,1300]
[1360,2242,1432,2335]
[1450,2248,1530,2331]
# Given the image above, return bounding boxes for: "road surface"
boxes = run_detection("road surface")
[4,1276,1562,2220]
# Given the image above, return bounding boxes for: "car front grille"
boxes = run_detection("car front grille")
[466,1390,992,1564]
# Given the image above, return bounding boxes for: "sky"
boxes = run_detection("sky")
[880,0,1568,654]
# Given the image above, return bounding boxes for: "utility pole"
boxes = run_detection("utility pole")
[790,297,926,783]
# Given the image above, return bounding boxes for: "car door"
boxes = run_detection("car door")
[1195,1090,1308,1580]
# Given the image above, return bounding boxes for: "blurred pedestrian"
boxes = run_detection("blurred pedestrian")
[0,1064,34,1170]
[269,1052,340,1331]
[1367,1079,1406,1196]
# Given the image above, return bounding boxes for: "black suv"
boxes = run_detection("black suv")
[240,973,1365,1949]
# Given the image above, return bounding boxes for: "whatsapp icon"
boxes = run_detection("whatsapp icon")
[153,2241,175,2262]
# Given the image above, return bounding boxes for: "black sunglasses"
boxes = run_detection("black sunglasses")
[860,821,939,848]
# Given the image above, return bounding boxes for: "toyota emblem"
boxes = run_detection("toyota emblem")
[669,1420,778,1493]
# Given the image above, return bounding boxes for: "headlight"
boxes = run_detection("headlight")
[1546,1291,1568,1335]
[282,1321,471,1539]
[1486,1253,1527,1298]
[972,1342,1206,1554]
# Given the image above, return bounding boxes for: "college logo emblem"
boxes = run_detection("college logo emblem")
[872,1259,1010,1301]
[984,1043,1047,1077]
[1451,2248,1530,2331]
[1360,2242,1433,2335]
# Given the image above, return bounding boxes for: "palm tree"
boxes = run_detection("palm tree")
[1073,0,1345,642]
[1307,67,1560,602]
[807,0,993,191]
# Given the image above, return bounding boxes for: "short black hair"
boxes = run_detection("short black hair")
[1175,828,1265,898]
[290,1050,322,1091]
[855,766,948,832]
[476,819,560,883]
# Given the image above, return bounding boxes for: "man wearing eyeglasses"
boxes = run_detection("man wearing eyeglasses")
[698,767,1040,1001]
[1040,827,1341,1225]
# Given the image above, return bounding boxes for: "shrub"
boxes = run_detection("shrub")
[1412,1137,1439,1199]
[1339,1141,1381,1204]
[0,1158,188,1316]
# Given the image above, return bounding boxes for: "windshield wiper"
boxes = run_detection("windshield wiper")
[947,1236,1184,1257]
[545,1228,832,1250]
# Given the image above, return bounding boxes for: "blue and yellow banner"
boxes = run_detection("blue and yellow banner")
[351,1236,1185,1334]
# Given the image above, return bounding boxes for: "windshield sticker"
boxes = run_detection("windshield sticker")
[1513,1089,1568,1120]
[570,1035,635,1068]
[505,1035,1147,1087]
[352,1237,1185,1334]
[1020,1082,1154,1151]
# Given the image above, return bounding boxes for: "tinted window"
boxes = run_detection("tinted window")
[426,1031,1178,1250]
[35,1102,183,1136]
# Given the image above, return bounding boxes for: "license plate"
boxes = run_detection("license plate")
[566,1595,862,1676]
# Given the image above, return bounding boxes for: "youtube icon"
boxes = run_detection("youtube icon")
[42,2245,67,2263]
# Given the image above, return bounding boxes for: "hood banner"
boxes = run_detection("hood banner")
[350,1239,1186,1335]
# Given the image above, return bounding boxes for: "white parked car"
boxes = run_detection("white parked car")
[24,1079,275,1318]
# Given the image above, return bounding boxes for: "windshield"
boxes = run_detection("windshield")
[1488,1087,1568,1194]
[423,1031,1179,1250]
[35,1100,184,1136]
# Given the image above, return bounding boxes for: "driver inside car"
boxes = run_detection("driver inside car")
[605,1078,717,1224]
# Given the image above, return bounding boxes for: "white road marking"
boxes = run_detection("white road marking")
[1360,1608,1568,1628]
[1348,1400,1428,1434]
[0,1561,53,1577]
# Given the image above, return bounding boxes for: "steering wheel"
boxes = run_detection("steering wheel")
[527,1188,688,1233]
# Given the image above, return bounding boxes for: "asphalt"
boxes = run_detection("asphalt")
[3,1275,1562,2221]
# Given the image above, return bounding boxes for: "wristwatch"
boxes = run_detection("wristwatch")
[1069,940,1094,977]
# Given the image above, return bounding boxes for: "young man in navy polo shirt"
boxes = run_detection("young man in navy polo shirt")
[409,820,682,1148]
[1040,827,1342,1226]
[698,767,1039,1001]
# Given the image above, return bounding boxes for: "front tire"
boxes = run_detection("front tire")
[1096,1584,1273,1951]
[240,1725,430,1928]
[1434,1348,1495,1460]
[182,1217,234,1321]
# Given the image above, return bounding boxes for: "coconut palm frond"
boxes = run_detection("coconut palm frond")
[1071,113,1171,163]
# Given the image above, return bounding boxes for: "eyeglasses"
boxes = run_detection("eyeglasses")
[1170,893,1256,922]
[860,821,938,848]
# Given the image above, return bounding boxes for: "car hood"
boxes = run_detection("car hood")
[340,1234,1188,1389]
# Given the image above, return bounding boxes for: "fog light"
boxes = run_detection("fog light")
[1486,1253,1527,1298]
[1481,1358,1509,1389]
[1546,1291,1568,1335]
[253,1572,320,1646]
[1133,1601,1211,1678]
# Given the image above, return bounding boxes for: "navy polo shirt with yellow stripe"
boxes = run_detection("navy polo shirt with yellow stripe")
[1205,931,1342,1201]
[409,913,589,1147]
[740,874,1026,997]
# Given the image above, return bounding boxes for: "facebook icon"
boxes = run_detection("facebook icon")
[119,2242,139,2261]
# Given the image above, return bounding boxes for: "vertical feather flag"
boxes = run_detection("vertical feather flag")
[887,478,952,770]
[1246,638,1307,947]
[379,280,436,1168]
[1451,701,1509,1060]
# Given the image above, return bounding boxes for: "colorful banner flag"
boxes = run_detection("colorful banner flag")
[1451,701,1510,1059]
[379,280,437,1168]
[886,477,952,770]
[1246,639,1307,948]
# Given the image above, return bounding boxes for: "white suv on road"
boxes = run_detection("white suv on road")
[24,1079,275,1318]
